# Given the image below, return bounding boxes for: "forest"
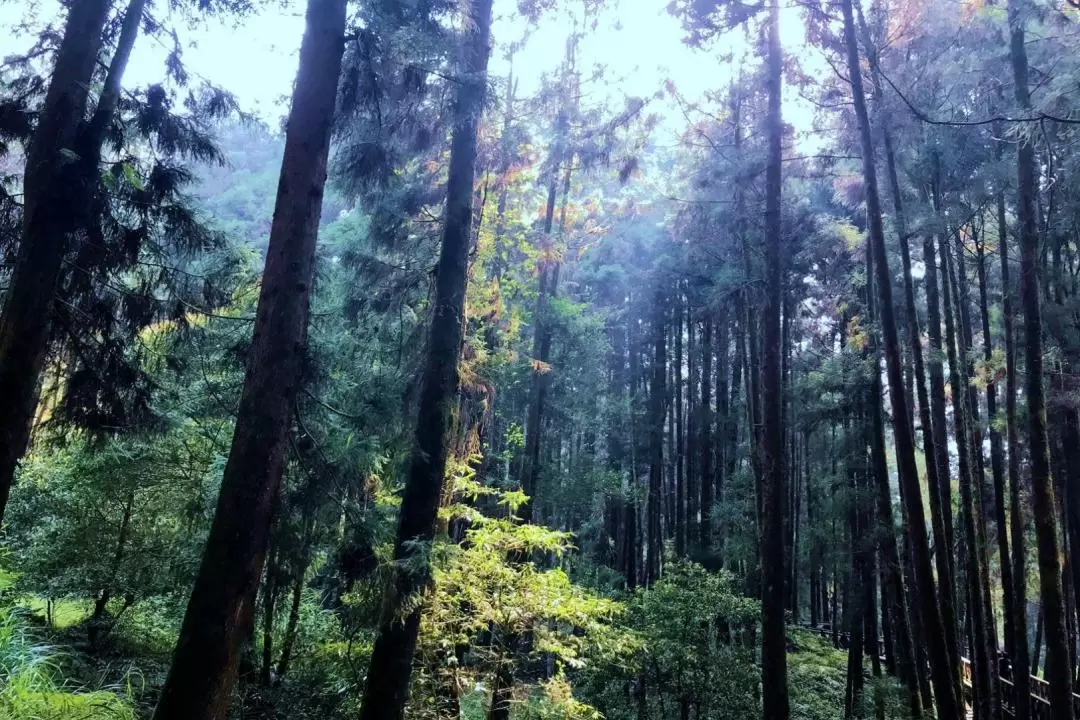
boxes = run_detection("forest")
[1,0,1079,718]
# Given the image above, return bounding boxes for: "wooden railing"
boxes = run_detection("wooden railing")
[794,624,1077,719]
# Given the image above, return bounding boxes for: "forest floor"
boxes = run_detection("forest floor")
[3,596,884,720]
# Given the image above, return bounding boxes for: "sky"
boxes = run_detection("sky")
[1,0,822,143]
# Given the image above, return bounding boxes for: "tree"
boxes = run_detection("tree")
[150,0,348,714]
[759,3,789,720]
[358,1,495,716]
[0,0,113,525]
[838,0,960,717]
[1007,1,1073,718]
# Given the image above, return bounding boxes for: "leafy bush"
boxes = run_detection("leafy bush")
[576,561,759,720]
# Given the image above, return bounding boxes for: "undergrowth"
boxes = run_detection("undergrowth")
[0,566,135,720]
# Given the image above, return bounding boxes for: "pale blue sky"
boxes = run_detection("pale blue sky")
[1,0,821,145]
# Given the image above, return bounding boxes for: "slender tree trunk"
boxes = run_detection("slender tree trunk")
[926,187,964,692]
[867,237,922,718]
[1000,184,1032,720]
[675,296,687,557]
[860,6,963,686]
[840,2,960,717]
[687,311,699,543]
[89,489,135,648]
[357,3,493,717]
[647,289,666,586]
[0,0,113,526]
[610,320,629,576]
[941,233,999,720]
[275,566,305,679]
[760,1,789,718]
[723,315,743,567]
[260,545,278,686]
[953,229,1001,663]
[151,1,345,716]
[1008,3,1074,718]
[978,235,1017,660]
[699,317,713,551]
[521,176,559,524]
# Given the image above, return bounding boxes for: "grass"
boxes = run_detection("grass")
[0,602,136,720]
[17,597,94,631]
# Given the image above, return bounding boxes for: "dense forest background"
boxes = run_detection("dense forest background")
[1,0,1080,719]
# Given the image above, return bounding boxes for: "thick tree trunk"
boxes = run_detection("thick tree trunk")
[839,2,960,717]
[151,1,345,716]
[1008,3,1074,719]
[356,2,493,717]
[0,0,113,526]
[760,1,789,718]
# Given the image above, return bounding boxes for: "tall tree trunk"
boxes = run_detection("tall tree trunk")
[840,2,960,717]
[722,319,742,567]
[699,317,713,550]
[1008,2,1074,718]
[978,234,1017,660]
[275,564,306,680]
[953,228,1001,663]
[521,175,560,525]
[857,1,962,687]
[925,183,965,693]
[0,0,113,526]
[260,544,279,686]
[867,235,922,718]
[610,320,629,576]
[675,295,687,557]
[356,2,493,717]
[1000,184,1032,720]
[760,1,789,718]
[647,289,666,586]
[940,233,999,720]
[151,0,346,716]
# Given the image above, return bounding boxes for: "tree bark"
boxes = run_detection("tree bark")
[699,316,713,550]
[978,233,1017,661]
[674,295,687,557]
[151,0,346,716]
[358,0,493,711]
[0,0,113,526]
[647,289,666,586]
[760,1,789,718]
[840,2,960,716]
[866,235,922,718]
[940,233,999,720]
[999,184,1032,720]
[1008,2,1074,718]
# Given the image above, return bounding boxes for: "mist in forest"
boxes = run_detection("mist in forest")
[1,1,1079,720]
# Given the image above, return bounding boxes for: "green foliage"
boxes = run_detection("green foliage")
[0,601,135,720]
[577,561,759,720]
[7,428,220,607]
[409,467,632,719]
